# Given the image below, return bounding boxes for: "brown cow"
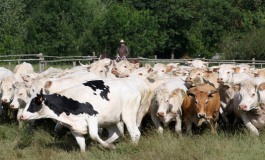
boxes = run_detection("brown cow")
[182,84,220,134]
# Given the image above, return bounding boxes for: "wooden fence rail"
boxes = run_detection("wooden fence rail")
[0,54,264,72]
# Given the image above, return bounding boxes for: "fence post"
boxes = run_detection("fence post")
[8,62,11,70]
[73,61,76,67]
[37,53,45,73]
[252,58,255,69]
[39,62,43,73]
[154,55,157,59]
[171,53,174,59]
[93,52,95,57]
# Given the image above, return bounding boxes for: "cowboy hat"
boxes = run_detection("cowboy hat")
[120,39,125,43]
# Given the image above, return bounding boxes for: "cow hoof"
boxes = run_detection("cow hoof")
[108,143,116,150]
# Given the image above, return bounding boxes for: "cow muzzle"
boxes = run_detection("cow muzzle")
[9,104,15,110]
[20,115,27,121]
[157,112,165,117]
[217,78,223,83]
[239,105,247,111]
[1,99,8,104]
[198,113,206,119]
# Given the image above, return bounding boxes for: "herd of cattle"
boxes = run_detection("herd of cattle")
[0,59,265,152]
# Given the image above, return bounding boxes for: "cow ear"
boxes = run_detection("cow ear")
[231,67,238,73]
[233,84,240,92]
[36,89,44,102]
[166,66,174,73]
[170,89,179,97]
[187,91,195,97]
[134,62,141,69]
[40,88,43,96]
[212,67,219,73]
[12,82,19,88]
[208,90,217,97]
[145,63,152,73]
[44,81,52,89]
[258,82,265,91]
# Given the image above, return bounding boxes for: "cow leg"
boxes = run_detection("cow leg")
[105,124,123,144]
[122,114,141,144]
[16,108,24,128]
[117,121,124,136]
[185,118,192,135]
[241,112,259,136]
[71,131,86,152]
[150,101,163,134]
[86,116,115,149]
[220,102,229,127]
[175,112,182,136]
[209,119,218,134]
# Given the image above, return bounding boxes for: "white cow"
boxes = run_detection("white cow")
[152,80,187,135]
[111,60,140,78]
[233,80,265,136]
[80,58,116,78]
[9,82,36,128]
[0,67,14,115]
[14,62,34,81]
[185,68,219,88]
[217,64,251,127]
[186,60,208,69]
[1,75,17,104]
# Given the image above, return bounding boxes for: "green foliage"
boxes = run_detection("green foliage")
[91,4,159,57]
[220,28,265,60]
[0,0,264,58]
[0,0,27,55]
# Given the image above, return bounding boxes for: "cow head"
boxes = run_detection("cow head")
[1,76,16,104]
[237,81,262,111]
[156,88,185,124]
[217,67,236,85]
[9,82,32,110]
[187,89,218,125]
[185,68,206,86]
[20,89,45,120]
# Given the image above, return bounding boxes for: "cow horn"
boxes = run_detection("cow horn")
[79,61,90,68]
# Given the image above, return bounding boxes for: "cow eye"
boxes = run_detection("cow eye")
[161,70,164,72]
[251,93,256,97]
[124,66,127,68]
[227,72,230,74]
[19,93,23,96]
[9,88,12,91]
[198,73,201,76]
[138,73,143,76]
[100,70,103,72]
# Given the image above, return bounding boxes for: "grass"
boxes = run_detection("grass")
[0,119,265,160]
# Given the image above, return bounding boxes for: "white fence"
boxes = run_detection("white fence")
[0,54,264,72]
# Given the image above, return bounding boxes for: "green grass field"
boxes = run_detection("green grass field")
[0,119,265,160]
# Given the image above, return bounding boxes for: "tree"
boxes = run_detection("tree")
[91,3,160,58]
[0,0,27,55]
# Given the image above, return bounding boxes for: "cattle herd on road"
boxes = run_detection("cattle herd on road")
[0,59,265,152]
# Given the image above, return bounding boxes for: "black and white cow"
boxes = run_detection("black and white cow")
[21,78,150,151]
[20,88,114,152]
